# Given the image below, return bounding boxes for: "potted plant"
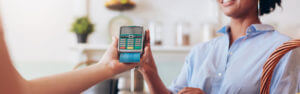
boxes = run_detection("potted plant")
[71,16,94,43]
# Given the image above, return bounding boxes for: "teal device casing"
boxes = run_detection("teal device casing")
[118,26,144,63]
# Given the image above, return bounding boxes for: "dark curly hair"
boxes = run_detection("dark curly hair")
[259,0,282,16]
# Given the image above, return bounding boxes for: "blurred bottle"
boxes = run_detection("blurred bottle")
[117,69,144,94]
[148,21,163,46]
[202,24,214,42]
[176,22,190,46]
[117,71,131,94]
[132,69,144,93]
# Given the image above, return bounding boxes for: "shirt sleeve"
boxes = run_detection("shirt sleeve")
[270,48,300,94]
[168,55,191,94]
[167,46,198,94]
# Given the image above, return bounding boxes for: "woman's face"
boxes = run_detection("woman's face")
[218,0,258,18]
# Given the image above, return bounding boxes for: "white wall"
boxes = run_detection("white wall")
[1,0,300,64]
[1,0,75,64]
[261,0,300,38]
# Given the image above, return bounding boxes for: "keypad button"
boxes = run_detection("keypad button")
[135,46,141,49]
[127,47,134,49]
[120,47,126,49]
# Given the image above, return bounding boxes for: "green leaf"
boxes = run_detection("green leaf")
[70,16,94,34]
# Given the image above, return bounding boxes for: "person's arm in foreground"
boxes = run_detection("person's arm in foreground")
[0,19,138,94]
[27,37,137,94]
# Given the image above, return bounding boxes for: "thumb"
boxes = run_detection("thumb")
[142,46,152,58]
[111,36,119,48]
[106,36,118,55]
[145,30,151,46]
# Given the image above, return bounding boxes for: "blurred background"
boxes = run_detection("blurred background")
[0,0,300,93]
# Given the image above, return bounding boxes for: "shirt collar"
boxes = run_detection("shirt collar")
[217,24,275,36]
[217,26,229,34]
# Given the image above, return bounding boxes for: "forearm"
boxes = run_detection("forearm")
[28,61,114,94]
[141,69,171,94]
[0,28,29,94]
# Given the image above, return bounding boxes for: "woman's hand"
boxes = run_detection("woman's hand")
[137,30,171,94]
[178,87,205,94]
[137,30,158,75]
[99,36,138,75]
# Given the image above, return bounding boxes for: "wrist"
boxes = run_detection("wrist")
[139,66,170,94]
[98,60,116,77]
[141,65,157,75]
[139,66,158,79]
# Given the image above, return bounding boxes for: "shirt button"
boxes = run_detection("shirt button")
[228,52,233,55]
[218,73,222,76]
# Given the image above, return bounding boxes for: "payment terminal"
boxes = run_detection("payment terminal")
[118,26,144,63]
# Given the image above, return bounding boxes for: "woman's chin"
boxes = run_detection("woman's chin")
[221,7,240,17]
[222,10,239,18]
[223,12,234,17]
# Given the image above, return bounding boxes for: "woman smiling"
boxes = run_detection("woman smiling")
[138,0,300,94]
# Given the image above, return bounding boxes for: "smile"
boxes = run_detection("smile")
[221,0,235,7]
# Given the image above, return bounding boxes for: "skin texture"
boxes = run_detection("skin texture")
[0,17,140,94]
[178,87,205,94]
[140,0,262,94]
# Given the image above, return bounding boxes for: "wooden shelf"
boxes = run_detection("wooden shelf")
[71,44,192,52]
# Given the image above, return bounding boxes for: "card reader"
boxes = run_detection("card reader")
[118,26,144,63]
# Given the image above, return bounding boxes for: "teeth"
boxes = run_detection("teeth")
[223,0,232,3]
